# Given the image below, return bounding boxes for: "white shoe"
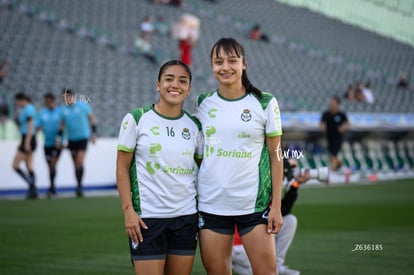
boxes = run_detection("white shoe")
[278,265,300,275]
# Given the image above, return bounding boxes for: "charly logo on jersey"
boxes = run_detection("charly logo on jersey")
[208,108,217,118]
[274,105,280,115]
[182,128,191,140]
[122,120,128,130]
[241,109,252,122]
[274,105,281,122]
[150,126,160,135]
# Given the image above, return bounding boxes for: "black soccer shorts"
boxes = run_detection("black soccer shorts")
[129,213,198,261]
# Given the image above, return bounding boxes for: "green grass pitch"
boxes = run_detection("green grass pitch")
[1,179,413,274]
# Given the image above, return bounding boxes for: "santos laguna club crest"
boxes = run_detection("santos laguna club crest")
[240,109,252,122]
[182,128,191,140]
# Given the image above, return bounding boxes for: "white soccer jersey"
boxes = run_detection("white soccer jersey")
[117,105,202,218]
[195,91,282,215]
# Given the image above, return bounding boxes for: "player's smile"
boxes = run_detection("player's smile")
[219,72,235,79]
[167,89,183,96]
[164,85,185,100]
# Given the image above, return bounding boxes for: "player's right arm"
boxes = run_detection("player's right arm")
[116,151,147,244]
[85,103,97,144]
[116,113,148,244]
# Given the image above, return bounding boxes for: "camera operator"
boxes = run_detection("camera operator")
[232,159,311,275]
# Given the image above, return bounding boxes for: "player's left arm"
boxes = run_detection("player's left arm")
[266,135,284,234]
[88,113,96,144]
[86,102,97,144]
[339,114,351,133]
[263,96,284,234]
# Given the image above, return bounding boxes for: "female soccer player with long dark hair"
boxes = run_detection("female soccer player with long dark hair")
[195,37,284,275]
[116,60,202,275]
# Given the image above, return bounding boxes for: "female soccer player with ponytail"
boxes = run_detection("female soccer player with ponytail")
[116,60,202,275]
[195,37,284,275]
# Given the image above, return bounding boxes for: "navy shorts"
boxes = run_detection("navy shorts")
[129,213,198,261]
[18,134,37,153]
[67,139,88,156]
[198,207,270,237]
[44,146,61,162]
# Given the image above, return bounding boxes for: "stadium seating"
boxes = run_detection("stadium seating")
[1,0,413,118]
[0,0,413,177]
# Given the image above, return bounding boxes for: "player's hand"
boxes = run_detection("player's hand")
[296,169,311,184]
[267,208,283,234]
[90,134,96,145]
[288,159,298,168]
[124,207,148,244]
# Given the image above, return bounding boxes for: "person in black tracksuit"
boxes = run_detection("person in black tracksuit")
[320,96,350,171]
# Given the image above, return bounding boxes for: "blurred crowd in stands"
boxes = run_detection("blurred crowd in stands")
[135,6,200,67]
[397,73,410,90]
[343,72,411,106]
[343,81,375,104]
[250,24,270,43]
